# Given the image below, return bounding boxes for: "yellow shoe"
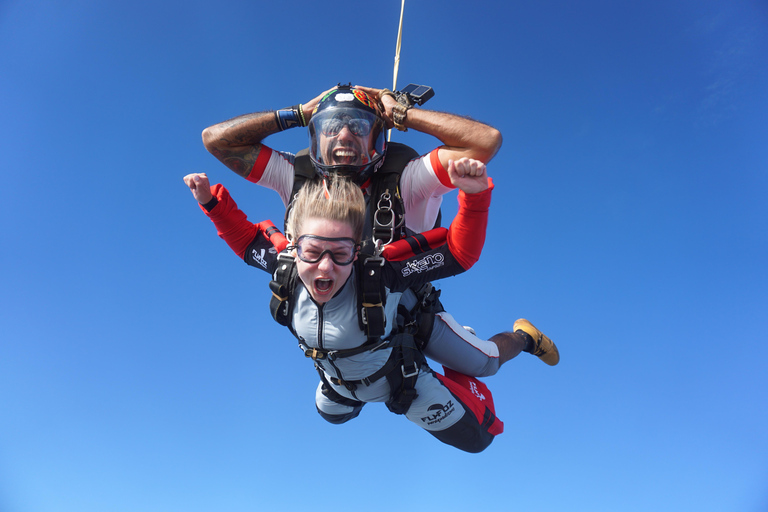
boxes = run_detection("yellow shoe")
[513,319,560,366]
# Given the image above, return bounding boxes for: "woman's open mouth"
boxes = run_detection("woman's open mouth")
[314,277,334,295]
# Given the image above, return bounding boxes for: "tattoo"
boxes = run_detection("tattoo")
[205,111,278,178]
[209,143,261,178]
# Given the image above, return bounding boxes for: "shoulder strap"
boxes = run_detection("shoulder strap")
[284,149,318,232]
[269,251,299,331]
[356,254,387,338]
[367,142,420,249]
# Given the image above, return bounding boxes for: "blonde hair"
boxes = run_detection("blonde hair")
[286,179,366,242]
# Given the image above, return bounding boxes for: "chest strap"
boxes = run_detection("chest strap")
[299,337,390,361]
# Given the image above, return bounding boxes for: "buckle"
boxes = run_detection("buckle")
[401,363,419,378]
[304,347,326,360]
[330,376,357,391]
[360,303,384,325]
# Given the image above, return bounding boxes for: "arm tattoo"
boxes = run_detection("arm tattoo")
[207,111,278,177]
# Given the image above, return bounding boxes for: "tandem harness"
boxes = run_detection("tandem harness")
[270,142,444,414]
[288,142,441,251]
[268,250,443,415]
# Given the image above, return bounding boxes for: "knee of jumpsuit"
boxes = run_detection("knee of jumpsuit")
[403,368,494,453]
[315,381,365,425]
[424,311,501,377]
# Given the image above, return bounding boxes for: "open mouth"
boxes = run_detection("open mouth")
[314,278,334,295]
[332,148,358,164]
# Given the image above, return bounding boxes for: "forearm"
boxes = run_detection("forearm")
[202,183,265,258]
[446,180,494,269]
[201,112,279,178]
[406,109,502,164]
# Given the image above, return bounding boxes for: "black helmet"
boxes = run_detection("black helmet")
[308,85,387,185]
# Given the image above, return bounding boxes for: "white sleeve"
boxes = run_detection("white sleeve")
[246,146,296,206]
[400,151,454,233]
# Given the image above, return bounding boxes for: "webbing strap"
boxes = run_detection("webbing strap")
[269,252,297,327]
[359,255,386,337]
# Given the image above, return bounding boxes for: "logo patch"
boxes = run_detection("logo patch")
[420,400,456,426]
[469,380,486,401]
[401,253,445,277]
[251,248,268,269]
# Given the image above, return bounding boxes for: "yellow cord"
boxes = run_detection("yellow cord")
[389,0,406,142]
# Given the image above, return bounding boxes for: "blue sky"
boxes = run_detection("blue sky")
[1,1,767,511]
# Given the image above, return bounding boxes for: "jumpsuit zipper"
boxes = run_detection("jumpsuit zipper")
[317,300,360,400]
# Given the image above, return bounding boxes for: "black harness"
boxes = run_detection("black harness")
[267,143,444,414]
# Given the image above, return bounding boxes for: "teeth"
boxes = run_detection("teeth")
[315,278,333,292]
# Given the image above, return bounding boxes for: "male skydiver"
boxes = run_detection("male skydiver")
[201,84,559,378]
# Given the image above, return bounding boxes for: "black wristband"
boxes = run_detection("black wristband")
[201,197,219,212]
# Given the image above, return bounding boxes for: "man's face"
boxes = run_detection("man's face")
[318,112,375,166]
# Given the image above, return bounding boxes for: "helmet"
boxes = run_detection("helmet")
[308,85,387,185]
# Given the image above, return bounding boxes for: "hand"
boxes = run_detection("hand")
[302,87,335,122]
[447,158,489,194]
[354,85,396,129]
[183,173,213,204]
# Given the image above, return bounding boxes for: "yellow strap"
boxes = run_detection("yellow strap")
[389,0,406,142]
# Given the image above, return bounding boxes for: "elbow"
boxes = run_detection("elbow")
[201,125,220,155]
[483,127,503,162]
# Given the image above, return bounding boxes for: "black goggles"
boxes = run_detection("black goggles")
[320,114,372,137]
[294,235,360,265]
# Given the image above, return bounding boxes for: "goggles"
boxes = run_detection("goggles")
[320,114,372,137]
[294,235,360,265]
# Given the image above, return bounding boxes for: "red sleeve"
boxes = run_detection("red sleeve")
[245,146,274,183]
[446,179,494,270]
[201,184,279,258]
[430,149,455,189]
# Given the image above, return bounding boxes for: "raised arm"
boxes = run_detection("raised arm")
[201,89,330,178]
[380,158,492,265]
[355,86,503,169]
[183,173,289,261]
[444,159,492,270]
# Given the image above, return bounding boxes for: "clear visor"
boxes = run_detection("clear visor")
[309,108,386,168]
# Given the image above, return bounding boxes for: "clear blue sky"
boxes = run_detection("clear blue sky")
[2,1,767,511]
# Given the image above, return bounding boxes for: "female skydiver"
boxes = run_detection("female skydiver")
[201,85,559,381]
[184,159,504,452]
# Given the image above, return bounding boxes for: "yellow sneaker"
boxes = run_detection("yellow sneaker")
[513,319,560,366]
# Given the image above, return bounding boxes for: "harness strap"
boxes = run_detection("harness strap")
[299,337,390,361]
[321,330,424,415]
[358,255,386,337]
[269,252,298,327]
[412,283,444,350]
[384,332,423,415]
[327,354,400,390]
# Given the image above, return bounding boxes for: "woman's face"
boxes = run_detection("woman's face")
[294,217,358,304]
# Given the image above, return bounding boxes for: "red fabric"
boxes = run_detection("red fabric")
[260,220,289,252]
[246,146,274,183]
[380,227,448,262]
[202,184,284,258]
[431,149,455,189]
[446,180,493,270]
[436,366,504,436]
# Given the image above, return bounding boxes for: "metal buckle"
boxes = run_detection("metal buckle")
[401,363,419,378]
[304,347,326,360]
[373,192,395,245]
[360,303,384,326]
